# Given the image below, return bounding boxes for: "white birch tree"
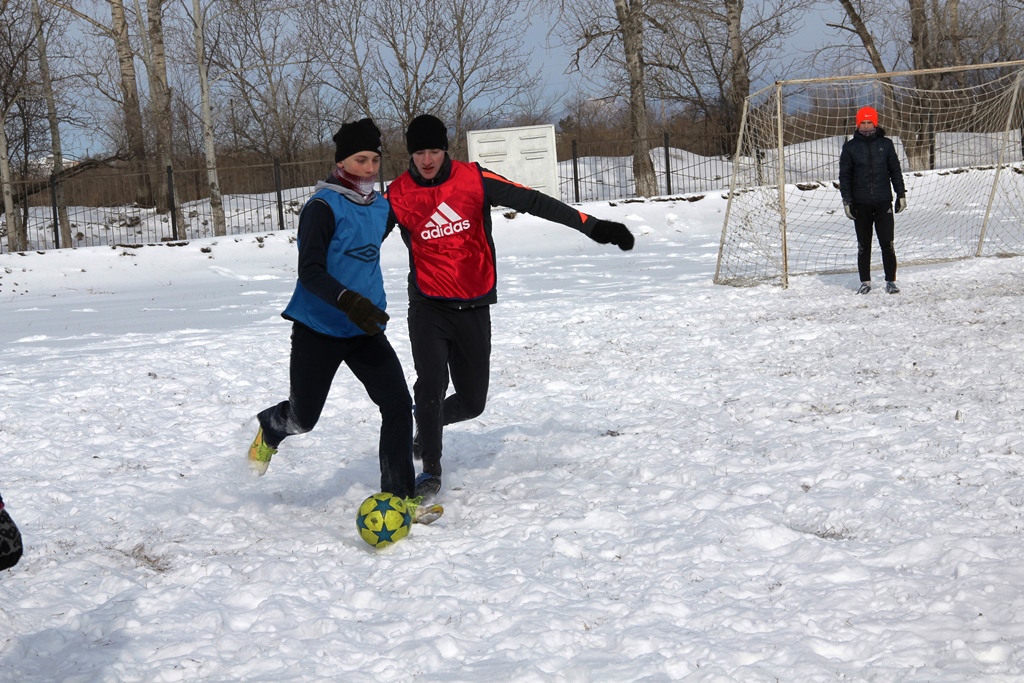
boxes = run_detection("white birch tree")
[31,0,73,247]
[179,0,225,235]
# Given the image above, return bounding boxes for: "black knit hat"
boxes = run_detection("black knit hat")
[334,118,382,162]
[405,114,449,154]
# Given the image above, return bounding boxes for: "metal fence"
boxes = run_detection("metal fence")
[558,132,735,202]
[1,158,325,252]
[2,133,736,253]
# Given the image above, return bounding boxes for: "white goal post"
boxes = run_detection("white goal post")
[715,60,1024,287]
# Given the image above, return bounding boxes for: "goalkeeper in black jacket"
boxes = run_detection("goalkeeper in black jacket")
[839,105,907,294]
[386,114,635,500]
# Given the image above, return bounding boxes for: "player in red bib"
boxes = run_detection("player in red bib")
[386,114,635,500]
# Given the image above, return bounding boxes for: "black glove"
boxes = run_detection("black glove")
[590,220,635,251]
[843,203,856,220]
[895,196,907,213]
[337,290,389,335]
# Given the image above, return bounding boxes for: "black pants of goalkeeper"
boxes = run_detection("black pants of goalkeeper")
[257,322,415,499]
[853,202,897,282]
[408,300,491,478]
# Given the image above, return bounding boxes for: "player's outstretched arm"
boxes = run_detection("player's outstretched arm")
[481,169,634,250]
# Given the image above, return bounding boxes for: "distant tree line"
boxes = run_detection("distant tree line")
[3,0,1024,250]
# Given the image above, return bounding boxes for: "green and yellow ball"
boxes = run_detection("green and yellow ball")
[356,492,411,548]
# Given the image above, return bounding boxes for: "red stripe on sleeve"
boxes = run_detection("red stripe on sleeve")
[480,170,531,189]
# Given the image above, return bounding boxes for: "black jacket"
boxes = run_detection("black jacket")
[839,127,906,206]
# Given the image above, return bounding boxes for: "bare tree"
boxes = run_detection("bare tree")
[177,0,226,235]
[127,0,188,231]
[554,0,658,196]
[558,86,625,136]
[434,0,537,157]
[821,0,1021,169]
[209,0,320,160]
[113,0,152,180]
[497,86,565,129]
[47,0,154,205]
[366,0,447,132]
[0,0,39,252]
[31,0,73,247]
[823,0,1024,78]
[723,0,749,132]
[302,0,374,124]
[646,0,811,144]
[614,0,658,195]
[828,0,889,74]
[305,0,541,163]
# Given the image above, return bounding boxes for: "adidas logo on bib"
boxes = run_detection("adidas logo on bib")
[421,202,471,239]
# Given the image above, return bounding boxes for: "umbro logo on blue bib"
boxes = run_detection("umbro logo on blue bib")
[346,244,379,262]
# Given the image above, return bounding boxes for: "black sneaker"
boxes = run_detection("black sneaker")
[857,282,871,294]
[885,281,900,294]
[414,472,442,501]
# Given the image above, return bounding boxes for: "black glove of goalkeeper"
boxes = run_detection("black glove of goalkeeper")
[337,290,389,335]
[590,220,635,251]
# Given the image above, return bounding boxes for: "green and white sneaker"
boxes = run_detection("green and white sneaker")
[404,495,444,525]
[247,426,277,476]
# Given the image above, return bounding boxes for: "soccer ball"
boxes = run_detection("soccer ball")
[356,492,411,548]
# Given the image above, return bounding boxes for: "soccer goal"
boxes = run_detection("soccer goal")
[714,60,1024,286]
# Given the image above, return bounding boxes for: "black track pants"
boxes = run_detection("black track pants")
[408,301,491,476]
[854,202,898,282]
[258,323,414,498]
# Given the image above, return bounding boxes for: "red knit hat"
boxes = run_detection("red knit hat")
[856,106,879,126]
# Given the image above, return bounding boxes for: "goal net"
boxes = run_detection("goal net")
[715,61,1024,286]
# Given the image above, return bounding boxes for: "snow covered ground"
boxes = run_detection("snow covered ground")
[1,189,1023,681]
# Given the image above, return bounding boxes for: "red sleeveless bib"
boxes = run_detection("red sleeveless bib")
[389,161,496,301]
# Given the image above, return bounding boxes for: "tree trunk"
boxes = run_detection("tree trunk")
[836,0,888,75]
[724,0,749,140]
[613,0,657,197]
[0,112,24,252]
[908,0,933,74]
[907,0,940,170]
[32,0,71,248]
[144,0,184,236]
[192,0,225,236]
[948,0,964,69]
[109,0,153,206]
